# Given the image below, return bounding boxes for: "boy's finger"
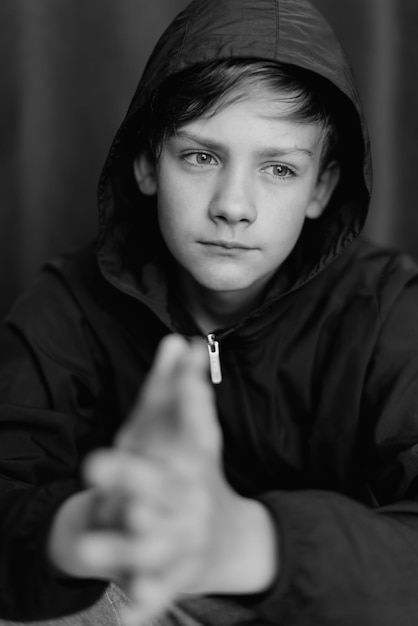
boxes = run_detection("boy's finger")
[83,449,160,489]
[115,335,191,451]
[186,338,211,375]
[117,334,221,459]
[84,447,198,493]
[77,525,196,575]
[148,333,190,380]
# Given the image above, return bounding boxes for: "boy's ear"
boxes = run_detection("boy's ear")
[133,152,157,196]
[306,160,341,219]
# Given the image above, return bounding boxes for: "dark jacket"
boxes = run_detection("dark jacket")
[1,0,418,624]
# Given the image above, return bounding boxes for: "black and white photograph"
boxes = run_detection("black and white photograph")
[0,2,418,624]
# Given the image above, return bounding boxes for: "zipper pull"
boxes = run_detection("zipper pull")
[206,334,222,384]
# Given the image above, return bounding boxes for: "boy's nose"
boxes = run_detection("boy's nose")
[208,167,257,225]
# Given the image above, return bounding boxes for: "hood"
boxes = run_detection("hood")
[96,0,372,323]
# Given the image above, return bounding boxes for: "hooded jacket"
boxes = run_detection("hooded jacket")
[1,0,418,624]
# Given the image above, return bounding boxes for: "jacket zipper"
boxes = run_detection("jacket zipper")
[206,334,222,384]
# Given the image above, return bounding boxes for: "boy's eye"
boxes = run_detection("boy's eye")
[184,151,217,166]
[263,164,294,178]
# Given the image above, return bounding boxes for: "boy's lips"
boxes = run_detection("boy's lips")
[200,240,255,250]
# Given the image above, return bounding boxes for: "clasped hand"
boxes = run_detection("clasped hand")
[48,335,276,625]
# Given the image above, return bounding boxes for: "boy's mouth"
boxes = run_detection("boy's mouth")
[201,240,253,250]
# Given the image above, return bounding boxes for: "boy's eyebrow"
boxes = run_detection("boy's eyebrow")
[172,130,314,158]
[257,146,314,158]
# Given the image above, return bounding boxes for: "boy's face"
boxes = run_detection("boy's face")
[134,95,339,303]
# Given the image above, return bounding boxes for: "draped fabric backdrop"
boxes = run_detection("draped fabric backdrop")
[0,0,417,317]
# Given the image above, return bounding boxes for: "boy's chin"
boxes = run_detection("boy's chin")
[190,271,266,296]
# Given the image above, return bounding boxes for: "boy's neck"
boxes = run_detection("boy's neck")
[175,268,266,336]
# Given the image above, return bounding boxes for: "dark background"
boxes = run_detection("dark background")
[1,0,417,317]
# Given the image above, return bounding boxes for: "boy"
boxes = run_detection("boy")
[1,0,418,625]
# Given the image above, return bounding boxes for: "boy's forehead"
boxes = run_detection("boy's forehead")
[172,98,323,156]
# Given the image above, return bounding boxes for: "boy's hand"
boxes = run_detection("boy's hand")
[83,335,226,622]
[49,335,277,624]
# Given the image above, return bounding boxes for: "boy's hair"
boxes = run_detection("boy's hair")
[137,59,343,170]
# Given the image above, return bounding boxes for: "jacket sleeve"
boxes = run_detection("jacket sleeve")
[0,274,109,620]
[251,277,418,625]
